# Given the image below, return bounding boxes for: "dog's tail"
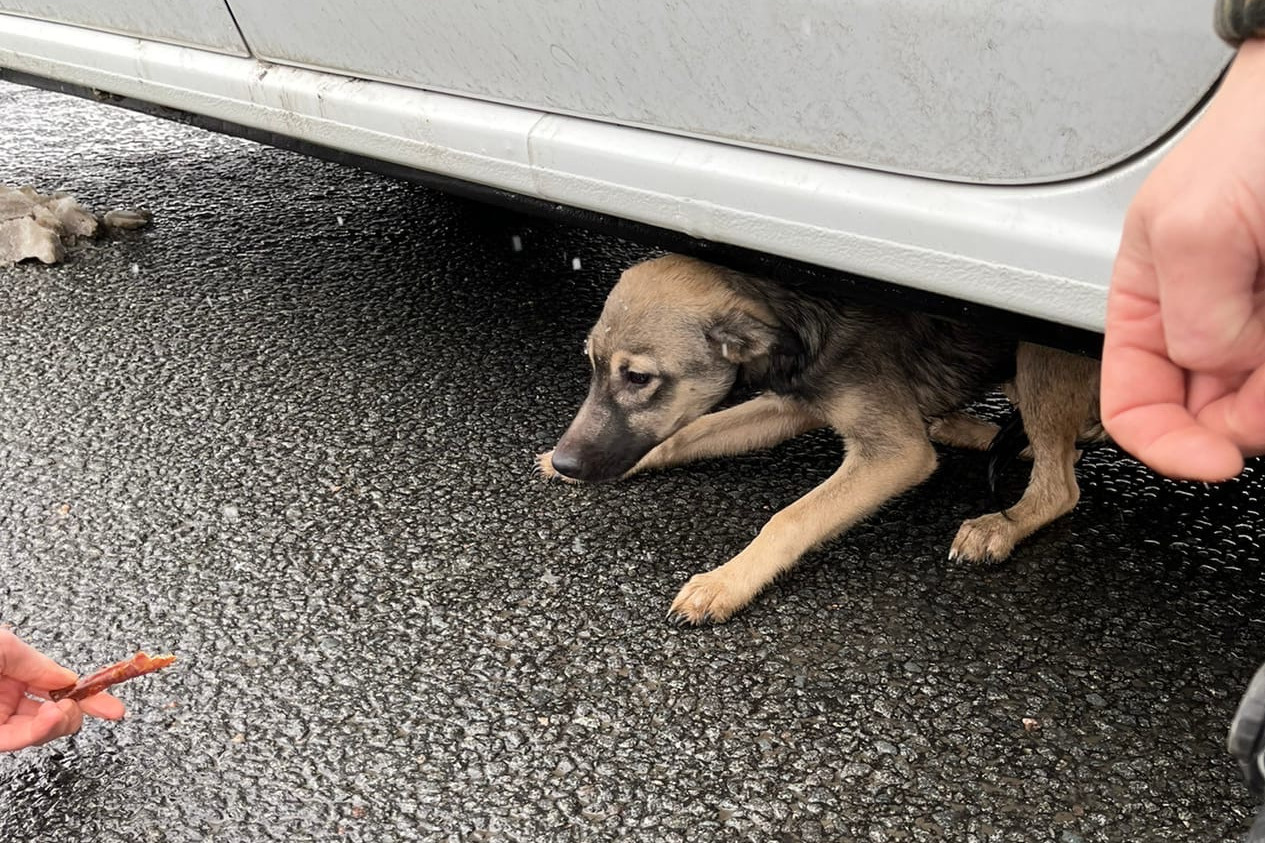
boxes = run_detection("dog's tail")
[986,408,1029,512]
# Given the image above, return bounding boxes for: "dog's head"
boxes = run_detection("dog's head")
[548,255,786,483]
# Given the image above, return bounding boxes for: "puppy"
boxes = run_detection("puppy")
[538,255,1102,624]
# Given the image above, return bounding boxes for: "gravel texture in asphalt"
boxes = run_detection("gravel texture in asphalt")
[1,81,1263,842]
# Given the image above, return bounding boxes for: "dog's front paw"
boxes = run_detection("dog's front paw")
[535,450,582,484]
[668,570,752,625]
[949,513,1020,563]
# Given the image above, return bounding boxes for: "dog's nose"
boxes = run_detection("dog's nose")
[548,447,585,481]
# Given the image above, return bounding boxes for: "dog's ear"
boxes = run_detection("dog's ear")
[706,311,809,392]
[705,311,778,364]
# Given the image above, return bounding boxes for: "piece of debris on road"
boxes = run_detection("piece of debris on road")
[0,184,151,266]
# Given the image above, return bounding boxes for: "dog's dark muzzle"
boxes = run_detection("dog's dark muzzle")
[550,397,658,484]
[548,445,633,484]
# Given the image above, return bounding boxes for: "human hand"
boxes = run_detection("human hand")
[0,628,125,752]
[1102,39,1265,481]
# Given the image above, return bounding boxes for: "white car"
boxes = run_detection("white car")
[0,1,1231,344]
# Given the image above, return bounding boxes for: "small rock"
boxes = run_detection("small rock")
[103,208,152,230]
[1,184,150,265]
[840,762,872,778]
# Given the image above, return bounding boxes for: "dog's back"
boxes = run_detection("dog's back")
[716,267,1017,421]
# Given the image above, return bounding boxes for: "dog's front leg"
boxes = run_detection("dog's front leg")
[627,393,822,478]
[668,429,938,625]
[535,394,820,483]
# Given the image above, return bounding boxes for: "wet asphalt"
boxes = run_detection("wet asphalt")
[1,80,1264,843]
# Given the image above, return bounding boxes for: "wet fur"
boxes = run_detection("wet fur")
[539,255,1103,624]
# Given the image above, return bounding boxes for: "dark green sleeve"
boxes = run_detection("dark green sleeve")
[1216,0,1265,46]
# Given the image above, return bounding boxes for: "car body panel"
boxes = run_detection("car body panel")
[222,0,1229,184]
[0,0,248,55]
[0,14,1190,333]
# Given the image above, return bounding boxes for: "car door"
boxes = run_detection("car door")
[220,0,1229,184]
[0,0,248,55]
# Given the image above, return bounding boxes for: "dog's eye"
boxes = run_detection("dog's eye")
[625,370,653,386]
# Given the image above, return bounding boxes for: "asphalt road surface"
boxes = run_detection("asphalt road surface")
[2,81,1264,843]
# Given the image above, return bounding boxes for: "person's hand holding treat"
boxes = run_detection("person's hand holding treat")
[0,628,126,752]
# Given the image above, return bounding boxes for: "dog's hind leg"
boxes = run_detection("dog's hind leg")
[929,412,1001,451]
[669,402,937,624]
[949,344,1098,562]
[627,393,823,477]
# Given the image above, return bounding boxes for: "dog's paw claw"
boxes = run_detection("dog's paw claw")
[535,450,581,484]
[534,450,557,478]
[668,571,749,625]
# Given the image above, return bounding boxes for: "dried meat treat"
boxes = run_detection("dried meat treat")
[49,651,176,702]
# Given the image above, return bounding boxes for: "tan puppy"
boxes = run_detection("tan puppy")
[539,255,1101,624]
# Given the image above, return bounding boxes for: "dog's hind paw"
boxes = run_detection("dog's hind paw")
[668,570,752,625]
[949,513,1020,563]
